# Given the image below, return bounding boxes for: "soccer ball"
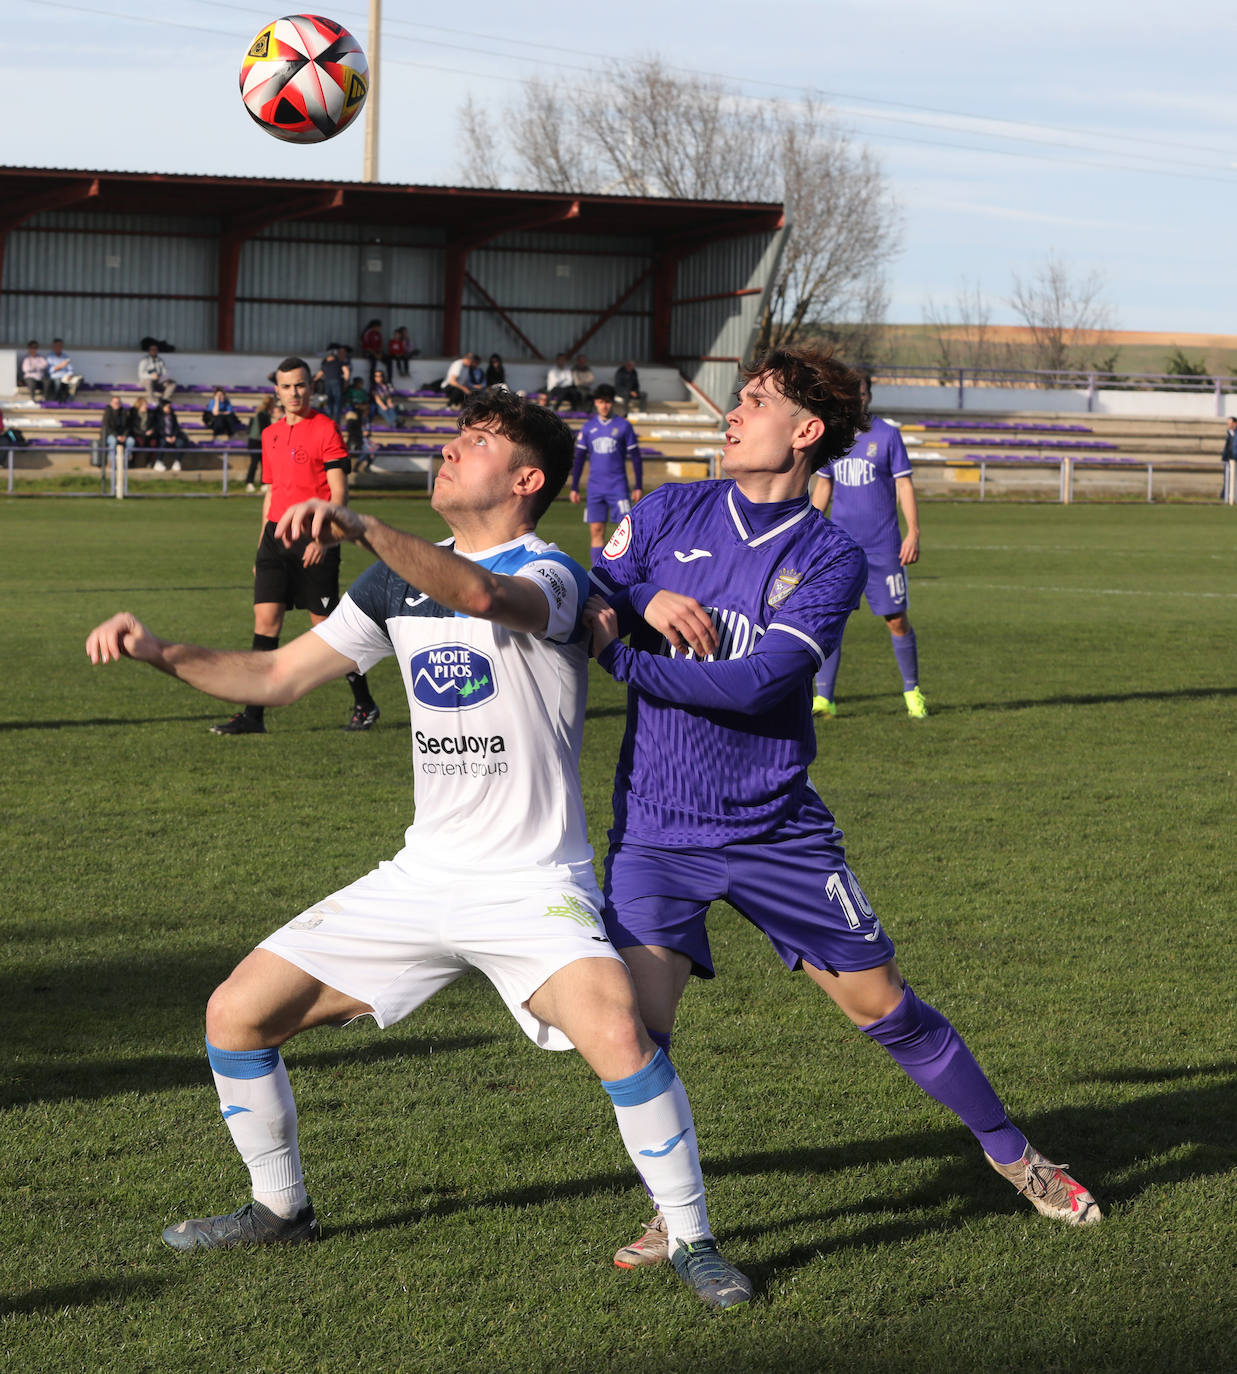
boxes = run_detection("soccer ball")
[239,15,369,144]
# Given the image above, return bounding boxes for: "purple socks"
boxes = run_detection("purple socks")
[891,629,919,692]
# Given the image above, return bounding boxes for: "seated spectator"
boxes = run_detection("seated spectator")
[1,408,28,451]
[442,352,484,406]
[45,339,82,403]
[20,341,48,402]
[153,398,189,470]
[99,394,133,469]
[572,354,596,407]
[614,359,646,413]
[360,318,383,380]
[485,353,508,389]
[387,325,414,377]
[245,396,279,491]
[370,369,398,427]
[127,397,160,465]
[138,343,177,403]
[201,387,241,441]
[545,353,577,412]
[344,375,370,417]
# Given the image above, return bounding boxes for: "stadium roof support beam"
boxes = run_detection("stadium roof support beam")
[0,177,99,311]
[567,265,654,360]
[215,189,346,351]
[442,199,581,357]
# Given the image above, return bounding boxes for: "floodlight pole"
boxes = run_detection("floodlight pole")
[363,0,380,182]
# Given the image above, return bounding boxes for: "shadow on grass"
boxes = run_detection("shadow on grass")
[0,713,220,731]
[959,685,1237,713]
[0,1272,168,1319]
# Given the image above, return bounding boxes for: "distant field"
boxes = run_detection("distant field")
[2,496,1234,1373]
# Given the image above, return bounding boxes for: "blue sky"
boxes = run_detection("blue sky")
[9,0,1236,333]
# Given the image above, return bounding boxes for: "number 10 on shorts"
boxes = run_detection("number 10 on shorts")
[825,867,876,931]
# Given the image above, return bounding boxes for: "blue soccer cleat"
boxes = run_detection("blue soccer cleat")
[670,1239,753,1311]
[161,1198,319,1251]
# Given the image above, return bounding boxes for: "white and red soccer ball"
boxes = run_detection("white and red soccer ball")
[240,14,368,144]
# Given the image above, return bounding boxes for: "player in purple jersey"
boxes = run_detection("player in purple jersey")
[810,373,925,719]
[570,384,643,563]
[585,345,1101,1267]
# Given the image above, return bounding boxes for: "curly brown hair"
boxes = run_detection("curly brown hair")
[457,391,574,520]
[742,346,869,471]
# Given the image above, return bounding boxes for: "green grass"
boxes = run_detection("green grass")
[1,496,1234,1373]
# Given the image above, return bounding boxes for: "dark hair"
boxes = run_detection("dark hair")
[741,345,869,471]
[27,339,38,348]
[593,384,616,402]
[457,392,574,521]
[275,356,311,380]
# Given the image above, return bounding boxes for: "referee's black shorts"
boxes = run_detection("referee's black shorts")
[253,521,341,613]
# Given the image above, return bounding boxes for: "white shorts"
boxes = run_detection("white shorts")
[257,857,623,1051]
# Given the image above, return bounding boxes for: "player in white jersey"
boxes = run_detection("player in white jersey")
[85,392,750,1310]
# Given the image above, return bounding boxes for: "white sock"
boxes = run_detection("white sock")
[207,1043,307,1219]
[604,1052,711,1252]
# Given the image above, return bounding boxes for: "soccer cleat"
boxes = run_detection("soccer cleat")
[161,1198,318,1252]
[670,1239,753,1311]
[614,1212,669,1268]
[985,1145,1102,1226]
[344,703,380,732]
[210,711,267,736]
[904,686,928,719]
[812,695,836,718]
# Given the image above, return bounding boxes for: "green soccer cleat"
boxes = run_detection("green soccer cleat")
[903,687,928,719]
[614,1212,669,1268]
[161,1198,319,1251]
[670,1239,753,1311]
[985,1146,1102,1226]
[812,695,837,718]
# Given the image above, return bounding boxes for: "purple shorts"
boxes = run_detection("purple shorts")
[862,548,908,617]
[585,492,632,525]
[603,791,896,978]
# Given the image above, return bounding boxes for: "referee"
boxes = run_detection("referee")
[211,357,379,735]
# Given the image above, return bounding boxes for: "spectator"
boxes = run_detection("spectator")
[1222,417,1237,499]
[387,325,414,378]
[127,397,159,465]
[360,318,383,380]
[485,353,507,388]
[344,406,375,473]
[202,387,242,442]
[153,398,189,470]
[99,394,133,470]
[45,339,82,403]
[571,354,596,407]
[442,352,484,407]
[313,345,349,424]
[139,342,177,404]
[370,369,398,428]
[245,397,279,492]
[545,353,577,412]
[20,341,48,402]
[344,374,370,417]
[614,360,646,414]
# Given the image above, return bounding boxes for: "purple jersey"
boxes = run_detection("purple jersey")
[589,480,866,846]
[572,415,641,496]
[823,416,912,554]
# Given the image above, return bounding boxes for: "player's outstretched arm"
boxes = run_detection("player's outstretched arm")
[85,612,356,705]
[277,500,550,634]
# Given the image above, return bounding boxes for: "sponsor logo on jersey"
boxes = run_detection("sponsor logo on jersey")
[529,563,569,610]
[832,456,876,486]
[410,644,497,711]
[767,567,802,608]
[405,592,430,608]
[603,514,632,560]
[414,731,506,755]
[673,548,712,563]
[668,605,764,662]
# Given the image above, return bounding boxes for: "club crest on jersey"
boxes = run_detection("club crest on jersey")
[410,644,496,711]
[767,567,801,608]
[603,514,632,560]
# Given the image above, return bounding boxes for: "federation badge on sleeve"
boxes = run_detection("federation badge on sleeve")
[767,567,801,608]
[603,514,633,561]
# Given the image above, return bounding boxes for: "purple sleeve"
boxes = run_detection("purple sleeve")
[597,633,820,713]
[889,426,912,479]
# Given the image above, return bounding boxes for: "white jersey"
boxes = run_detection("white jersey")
[314,534,594,878]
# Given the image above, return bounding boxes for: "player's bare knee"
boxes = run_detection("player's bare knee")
[205,975,268,1049]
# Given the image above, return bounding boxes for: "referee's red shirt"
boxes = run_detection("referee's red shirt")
[261,410,349,524]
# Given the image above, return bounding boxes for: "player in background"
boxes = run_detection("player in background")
[809,372,925,719]
[211,357,379,735]
[585,345,1100,1268]
[569,384,643,564]
[85,392,750,1311]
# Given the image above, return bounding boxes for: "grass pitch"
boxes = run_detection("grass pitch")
[1,495,1233,1373]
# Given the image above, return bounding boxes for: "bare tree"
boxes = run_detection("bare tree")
[456,95,505,189]
[923,280,1020,376]
[456,63,900,355]
[1009,255,1116,374]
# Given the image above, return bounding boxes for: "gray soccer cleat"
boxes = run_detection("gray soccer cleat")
[614,1211,669,1268]
[985,1145,1102,1226]
[161,1198,319,1251]
[670,1239,753,1311]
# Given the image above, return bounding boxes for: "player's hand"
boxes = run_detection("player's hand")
[277,499,365,550]
[569,489,581,504]
[644,590,718,658]
[582,595,619,657]
[85,612,164,666]
[631,488,643,503]
[301,539,328,567]
[899,532,920,566]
